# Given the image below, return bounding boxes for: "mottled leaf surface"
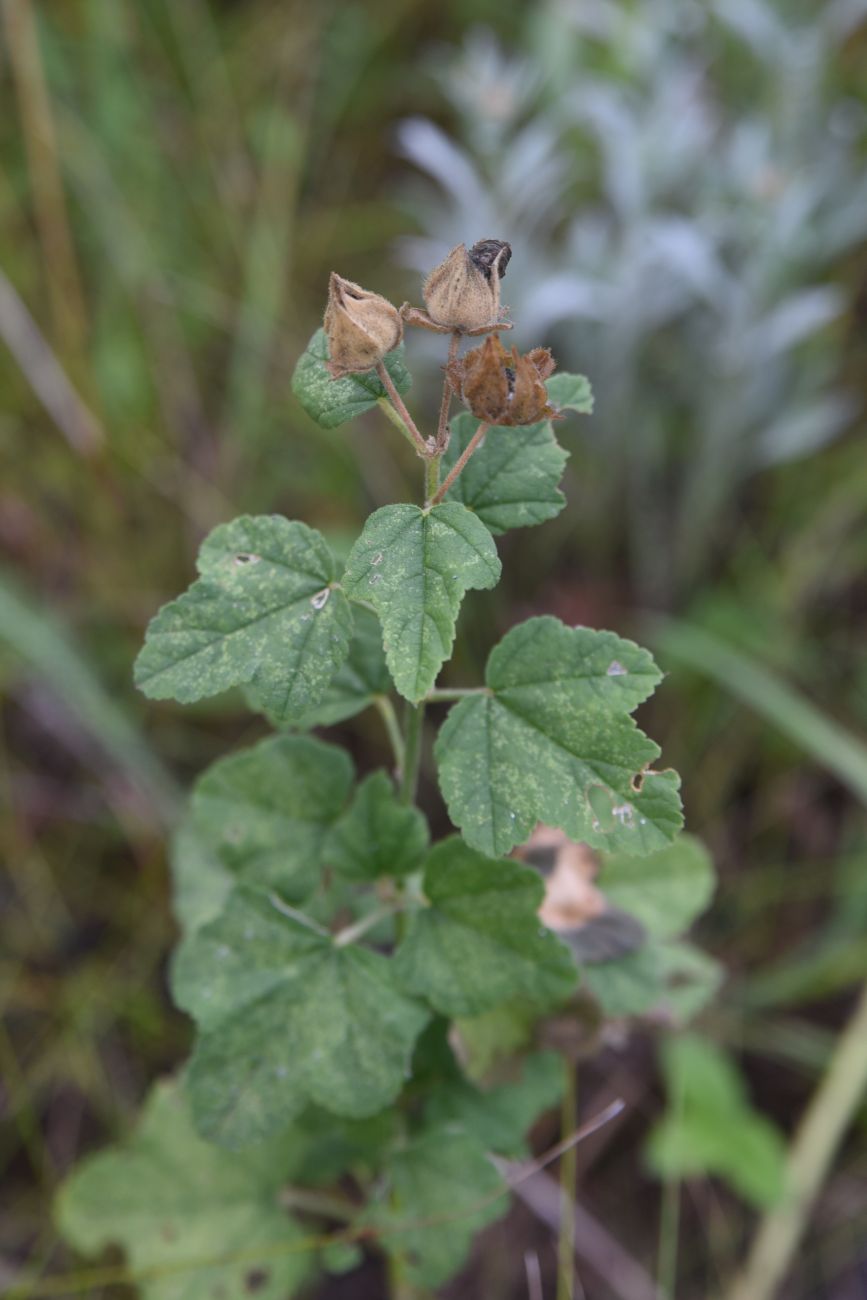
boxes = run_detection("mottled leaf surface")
[170,811,233,935]
[373,1127,505,1288]
[172,887,429,1147]
[55,1081,312,1300]
[283,605,392,728]
[345,502,501,701]
[442,413,568,534]
[135,516,352,722]
[327,771,429,880]
[189,734,353,903]
[435,617,682,857]
[546,371,594,414]
[395,839,578,1016]
[291,328,411,429]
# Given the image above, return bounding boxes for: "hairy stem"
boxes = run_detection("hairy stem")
[424,453,440,503]
[333,906,397,948]
[726,979,867,1300]
[374,695,405,771]
[376,362,431,458]
[400,702,424,806]
[431,422,489,506]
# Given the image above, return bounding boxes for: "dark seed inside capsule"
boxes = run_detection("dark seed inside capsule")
[469,239,512,281]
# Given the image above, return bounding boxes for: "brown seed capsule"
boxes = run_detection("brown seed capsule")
[323,273,402,378]
[422,239,511,332]
[446,334,559,426]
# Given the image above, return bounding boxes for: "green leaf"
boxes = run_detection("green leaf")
[278,605,393,728]
[598,835,716,939]
[582,939,722,1022]
[426,1050,565,1157]
[291,327,411,429]
[327,771,429,880]
[344,502,501,702]
[170,810,232,934]
[435,616,682,857]
[546,372,594,414]
[373,1127,505,1288]
[134,516,352,723]
[442,413,568,534]
[172,886,429,1147]
[189,734,354,904]
[55,1081,313,1300]
[647,1035,785,1207]
[395,838,578,1016]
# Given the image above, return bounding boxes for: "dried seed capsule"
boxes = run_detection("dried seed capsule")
[447,334,559,426]
[422,239,511,332]
[323,273,403,378]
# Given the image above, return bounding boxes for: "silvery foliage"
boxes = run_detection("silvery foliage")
[394,0,867,597]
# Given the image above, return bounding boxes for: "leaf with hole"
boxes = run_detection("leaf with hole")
[134,516,352,723]
[435,616,682,857]
[394,838,578,1016]
[344,502,501,701]
[55,1081,313,1300]
[292,327,411,429]
[172,886,429,1148]
[442,413,569,534]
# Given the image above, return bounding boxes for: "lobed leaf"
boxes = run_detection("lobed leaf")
[344,502,501,702]
[291,327,411,429]
[546,371,594,414]
[278,605,393,728]
[435,616,682,857]
[425,1049,565,1157]
[371,1127,505,1288]
[442,413,568,534]
[172,887,429,1148]
[134,515,352,723]
[394,838,578,1016]
[647,1035,785,1207]
[189,734,354,903]
[327,770,429,880]
[55,1081,313,1300]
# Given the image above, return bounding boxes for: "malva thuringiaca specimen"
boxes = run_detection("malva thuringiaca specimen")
[56,240,720,1299]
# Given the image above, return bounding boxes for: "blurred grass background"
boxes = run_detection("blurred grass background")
[1,0,867,1296]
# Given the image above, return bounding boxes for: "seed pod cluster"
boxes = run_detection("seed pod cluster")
[447,334,559,426]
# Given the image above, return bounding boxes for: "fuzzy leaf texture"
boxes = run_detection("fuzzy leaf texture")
[426,1049,565,1157]
[344,502,501,701]
[442,412,569,534]
[546,371,594,413]
[172,886,429,1148]
[395,838,578,1016]
[292,327,411,428]
[435,616,682,857]
[134,516,352,722]
[189,734,353,903]
[371,1126,505,1288]
[55,1081,313,1300]
[327,771,429,880]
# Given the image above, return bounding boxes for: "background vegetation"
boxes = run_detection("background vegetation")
[2,0,866,1295]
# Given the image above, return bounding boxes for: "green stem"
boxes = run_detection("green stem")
[424,453,441,503]
[424,687,489,702]
[374,695,405,771]
[556,1066,577,1300]
[333,906,397,948]
[726,978,867,1300]
[400,702,424,806]
[279,1185,357,1221]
